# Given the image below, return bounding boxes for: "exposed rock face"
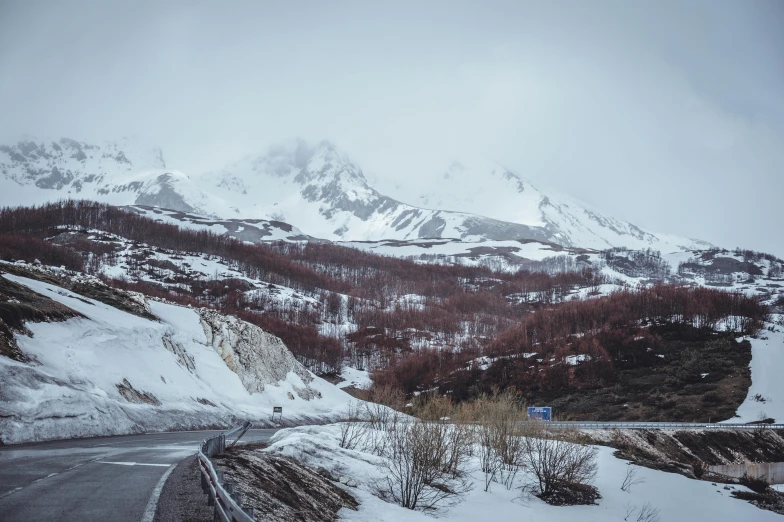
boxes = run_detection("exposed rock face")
[198,309,317,399]
[133,173,195,212]
[162,331,196,372]
[116,378,161,405]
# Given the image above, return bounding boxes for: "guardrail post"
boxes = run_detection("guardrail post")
[199,422,255,522]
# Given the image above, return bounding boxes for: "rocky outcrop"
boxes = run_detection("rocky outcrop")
[116,378,161,405]
[198,309,317,399]
[162,331,196,372]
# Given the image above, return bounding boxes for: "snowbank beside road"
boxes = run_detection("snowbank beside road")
[0,274,353,443]
[264,424,779,522]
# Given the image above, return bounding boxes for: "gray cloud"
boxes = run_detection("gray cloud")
[1,0,782,256]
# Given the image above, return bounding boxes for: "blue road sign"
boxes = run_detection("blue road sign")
[527,406,552,421]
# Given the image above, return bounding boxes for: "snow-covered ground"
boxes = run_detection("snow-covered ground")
[732,318,784,423]
[0,273,353,443]
[339,238,579,272]
[125,205,313,243]
[337,367,372,390]
[264,424,779,522]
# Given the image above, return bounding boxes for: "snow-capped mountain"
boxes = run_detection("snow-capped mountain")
[389,159,712,251]
[197,139,552,243]
[199,140,709,250]
[0,137,710,252]
[0,137,222,213]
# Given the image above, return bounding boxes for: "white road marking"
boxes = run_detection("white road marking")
[33,472,59,483]
[98,461,172,467]
[141,464,175,522]
[0,487,23,499]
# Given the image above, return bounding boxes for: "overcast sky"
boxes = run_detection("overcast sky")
[1,0,783,256]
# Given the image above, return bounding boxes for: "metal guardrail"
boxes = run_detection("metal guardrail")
[198,421,254,522]
[548,421,784,430]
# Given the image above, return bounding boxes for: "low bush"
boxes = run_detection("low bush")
[740,473,771,493]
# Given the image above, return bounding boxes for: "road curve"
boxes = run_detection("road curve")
[0,429,278,522]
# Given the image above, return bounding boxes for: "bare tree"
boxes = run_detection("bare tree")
[475,396,504,491]
[359,384,405,455]
[375,414,473,512]
[365,384,404,428]
[417,397,474,477]
[625,502,661,522]
[474,391,528,491]
[637,503,661,522]
[621,466,645,493]
[521,423,598,499]
[339,400,367,450]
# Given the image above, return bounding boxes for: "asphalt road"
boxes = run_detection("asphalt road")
[548,421,783,430]
[0,429,278,522]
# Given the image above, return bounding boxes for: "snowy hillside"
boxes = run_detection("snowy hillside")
[591,247,784,304]
[0,266,353,443]
[732,320,784,423]
[126,205,590,272]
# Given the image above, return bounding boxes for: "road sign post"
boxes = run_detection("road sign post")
[271,406,282,423]
[527,406,552,421]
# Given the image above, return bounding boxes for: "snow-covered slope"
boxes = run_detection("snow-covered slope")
[732,320,784,423]
[0,271,352,443]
